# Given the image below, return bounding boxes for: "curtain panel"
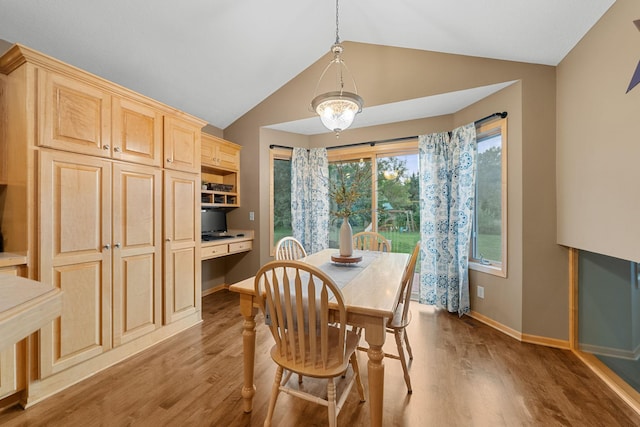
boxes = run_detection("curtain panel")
[418,123,477,315]
[291,148,329,253]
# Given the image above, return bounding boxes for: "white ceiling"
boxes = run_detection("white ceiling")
[0,0,615,134]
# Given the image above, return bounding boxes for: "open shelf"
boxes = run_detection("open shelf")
[201,190,239,207]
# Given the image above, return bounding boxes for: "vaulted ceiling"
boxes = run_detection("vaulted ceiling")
[0,0,616,133]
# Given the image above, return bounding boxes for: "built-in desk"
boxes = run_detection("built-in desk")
[201,230,254,261]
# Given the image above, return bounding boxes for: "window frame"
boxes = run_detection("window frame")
[469,117,508,278]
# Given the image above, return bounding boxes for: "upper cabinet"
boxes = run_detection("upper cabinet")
[112,96,163,167]
[38,69,112,158]
[164,116,201,173]
[0,45,206,171]
[201,133,239,171]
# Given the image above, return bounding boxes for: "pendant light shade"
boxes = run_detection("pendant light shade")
[312,90,363,133]
[311,0,363,136]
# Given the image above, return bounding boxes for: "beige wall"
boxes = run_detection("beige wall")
[225,42,566,340]
[557,0,640,262]
[461,83,525,334]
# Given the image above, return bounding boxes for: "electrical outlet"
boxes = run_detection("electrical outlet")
[249,211,254,221]
[477,285,485,299]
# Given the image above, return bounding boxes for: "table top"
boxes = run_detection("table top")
[0,274,62,350]
[229,249,409,319]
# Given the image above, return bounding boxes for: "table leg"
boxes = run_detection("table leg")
[365,320,386,427]
[239,293,258,413]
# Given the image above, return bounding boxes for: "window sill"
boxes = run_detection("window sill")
[469,261,507,278]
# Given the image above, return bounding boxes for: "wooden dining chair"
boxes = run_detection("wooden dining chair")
[254,260,365,427]
[275,236,307,260]
[352,231,391,252]
[358,241,420,393]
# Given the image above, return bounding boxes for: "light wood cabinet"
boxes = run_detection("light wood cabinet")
[0,266,20,400]
[38,69,112,157]
[0,43,205,405]
[112,97,163,167]
[112,162,163,346]
[201,237,253,261]
[38,69,169,168]
[0,341,16,400]
[164,170,201,324]
[0,75,6,184]
[38,150,112,377]
[38,151,164,375]
[201,133,241,208]
[201,133,240,170]
[164,116,201,173]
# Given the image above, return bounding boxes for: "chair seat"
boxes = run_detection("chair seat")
[387,303,411,330]
[271,327,360,378]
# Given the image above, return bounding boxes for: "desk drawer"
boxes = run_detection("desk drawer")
[229,241,252,252]
[202,244,229,258]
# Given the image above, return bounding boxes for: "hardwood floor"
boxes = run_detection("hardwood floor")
[1,290,639,426]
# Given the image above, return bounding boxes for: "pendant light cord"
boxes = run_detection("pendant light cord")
[335,0,340,44]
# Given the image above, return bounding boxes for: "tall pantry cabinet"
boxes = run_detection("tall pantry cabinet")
[0,44,205,405]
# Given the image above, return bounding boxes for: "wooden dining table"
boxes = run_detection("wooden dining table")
[228,248,410,427]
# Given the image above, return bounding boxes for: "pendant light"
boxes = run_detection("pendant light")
[311,0,363,136]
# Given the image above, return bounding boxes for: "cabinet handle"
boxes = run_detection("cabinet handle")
[166,238,171,242]
[114,243,121,248]
[103,244,110,250]
[167,158,173,163]
[103,145,110,150]
[114,147,121,152]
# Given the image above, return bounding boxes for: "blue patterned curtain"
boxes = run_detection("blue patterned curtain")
[291,148,329,253]
[418,123,477,315]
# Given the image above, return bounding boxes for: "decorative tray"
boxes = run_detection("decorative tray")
[330,254,363,264]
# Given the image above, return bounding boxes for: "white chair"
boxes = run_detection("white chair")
[352,231,391,252]
[255,260,366,427]
[358,241,420,393]
[275,236,307,260]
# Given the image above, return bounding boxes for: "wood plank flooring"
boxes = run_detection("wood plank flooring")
[1,290,639,426]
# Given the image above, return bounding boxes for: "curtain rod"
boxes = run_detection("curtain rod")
[269,111,507,151]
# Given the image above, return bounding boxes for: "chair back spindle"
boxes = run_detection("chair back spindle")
[352,231,391,252]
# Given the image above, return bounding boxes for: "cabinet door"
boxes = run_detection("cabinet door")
[200,133,217,168]
[112,97,163,167]
[112,162,162,346]
[201,133,240,171]
[164,116,200,173]
[39,150,112,377]
[0,75,7,184]
[0,267,19,399]
[216,139,240,171]
[164,170,201,323]
[39,70,112,157]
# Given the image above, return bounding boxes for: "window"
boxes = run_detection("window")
[270,149,292,255]
[269,142,420,257]
[328,158,373,247]
[470,118,507,277]
[327,142,420,255]
[376,153,420,255]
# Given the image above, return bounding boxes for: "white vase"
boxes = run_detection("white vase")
[339,217,353,257]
